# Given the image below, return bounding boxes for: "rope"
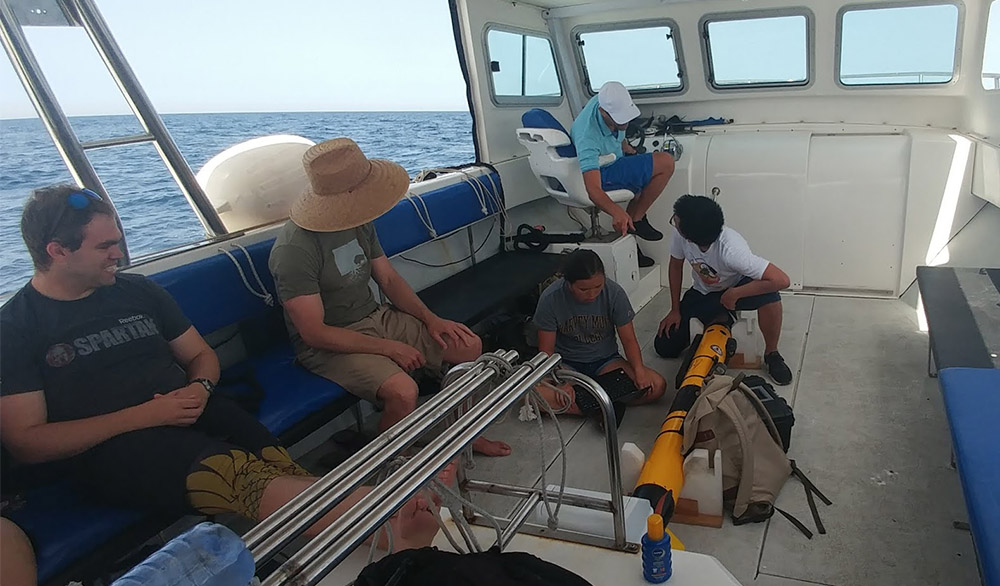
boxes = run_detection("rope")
[424,492,468,554]
[219,244,274,307]
[473,353,516,378]
[403,191,437,238]
[427,478,504,552]
[366,463,401,564]
[416,167,511,235]
[526,387,569,530]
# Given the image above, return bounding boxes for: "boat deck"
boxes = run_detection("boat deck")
[456,290,979,586]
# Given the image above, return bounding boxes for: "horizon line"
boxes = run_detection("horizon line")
[0,108,472,121]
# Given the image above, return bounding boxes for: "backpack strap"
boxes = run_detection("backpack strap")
[790,460,832,535]
[717,376,756,518]
[774,506,814,539]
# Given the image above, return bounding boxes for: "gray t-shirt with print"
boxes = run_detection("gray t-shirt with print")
[532,277,635,363]
[269,220,385,346]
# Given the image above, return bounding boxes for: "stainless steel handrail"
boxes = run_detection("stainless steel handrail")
[245,350,517,564]
[552,369,627,548]
[0,0,131,262]
[64,0,227,235]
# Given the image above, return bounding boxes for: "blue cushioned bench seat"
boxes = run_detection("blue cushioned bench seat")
[5,484,159,584]
[11,169,504,585]
[149,241,356,444]
[939,367,1000,586]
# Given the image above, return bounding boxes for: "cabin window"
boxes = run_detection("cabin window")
[985,1,999,90]
[702,13,810,89]
[575,23,684,94]
[838,3,960,86]
[485,28,562,105]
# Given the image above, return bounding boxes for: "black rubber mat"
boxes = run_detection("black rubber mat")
[418,251,563,325]
[916,266,994,370]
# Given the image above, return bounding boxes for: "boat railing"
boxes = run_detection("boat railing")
[254,350,632,586]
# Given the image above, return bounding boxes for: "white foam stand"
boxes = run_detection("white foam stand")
[674,448,724,528]
[545,233,661,313]
[689,311,763,370]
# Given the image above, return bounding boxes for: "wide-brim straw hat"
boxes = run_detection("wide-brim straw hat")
[289,137,410,232]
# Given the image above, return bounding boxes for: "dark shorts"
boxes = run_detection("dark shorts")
[600,153,653,194]
[68,395,281,515]
[654,276,781,359]
[562,353,625,379]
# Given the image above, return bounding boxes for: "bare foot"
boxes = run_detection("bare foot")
[472,437,512,457]
[385,496,440,550]
[437,460,458,487]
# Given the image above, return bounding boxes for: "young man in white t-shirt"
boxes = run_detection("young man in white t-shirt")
[654,195,793,385]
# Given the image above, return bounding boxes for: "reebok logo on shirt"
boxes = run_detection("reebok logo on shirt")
[45,314,162,366]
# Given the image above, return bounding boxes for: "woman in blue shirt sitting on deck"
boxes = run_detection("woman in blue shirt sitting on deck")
[533,249,666,417]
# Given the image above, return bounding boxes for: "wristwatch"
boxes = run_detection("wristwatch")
[190,378,216,394]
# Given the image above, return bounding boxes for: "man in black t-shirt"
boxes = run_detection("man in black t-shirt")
[0,185,440,549]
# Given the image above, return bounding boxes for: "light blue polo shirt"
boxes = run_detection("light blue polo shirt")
[570,95,624,173]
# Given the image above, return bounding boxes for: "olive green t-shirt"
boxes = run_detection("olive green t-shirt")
[268,220,385,343]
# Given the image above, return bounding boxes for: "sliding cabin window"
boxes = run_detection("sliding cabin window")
[701,12,811,90]
[485,27,562,106]
[985,0,999,90]
[838,3,961,86]
[574,22,685,95]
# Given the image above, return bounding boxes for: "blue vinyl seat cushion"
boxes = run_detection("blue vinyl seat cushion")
[521,108,577,159]
[248,342,349,436]
[938,367,1000,586]
[5,483,148,583]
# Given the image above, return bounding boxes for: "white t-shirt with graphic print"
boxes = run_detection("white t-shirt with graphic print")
[669,226,770,294]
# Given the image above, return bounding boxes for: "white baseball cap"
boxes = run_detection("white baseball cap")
[597,81,640,125]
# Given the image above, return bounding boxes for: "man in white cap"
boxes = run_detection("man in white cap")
[269,138,511,457]
[570,81,675,266]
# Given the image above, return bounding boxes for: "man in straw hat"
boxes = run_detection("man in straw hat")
[269,138,512,457]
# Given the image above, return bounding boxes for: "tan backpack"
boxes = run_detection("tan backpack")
[681,374,830,537]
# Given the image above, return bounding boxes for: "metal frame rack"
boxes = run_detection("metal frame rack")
[246,350,633,586]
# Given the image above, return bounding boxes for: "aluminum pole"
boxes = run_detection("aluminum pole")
[0,0,130,261]
[63,0,227,235]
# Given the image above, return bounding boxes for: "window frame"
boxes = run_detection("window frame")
[986,0,1000,91]
[482,24,564,107]
[571,19,688,97]
[699,8,815,92]
[835,0,965,89]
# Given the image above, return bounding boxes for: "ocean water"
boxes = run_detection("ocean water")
[0,111,475,295]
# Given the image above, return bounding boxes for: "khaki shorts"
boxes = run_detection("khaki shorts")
[297,305,444,404]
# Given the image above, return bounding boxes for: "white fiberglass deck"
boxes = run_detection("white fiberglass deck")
[455,290,979,586]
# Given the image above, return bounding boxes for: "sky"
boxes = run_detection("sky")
[1,0,997,119]
[0,0,471,118]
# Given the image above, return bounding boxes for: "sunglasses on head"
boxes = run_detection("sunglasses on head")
[46,188,103,243]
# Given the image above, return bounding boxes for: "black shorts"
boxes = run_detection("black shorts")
[654,276,780,359]
[68,395,281,515]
